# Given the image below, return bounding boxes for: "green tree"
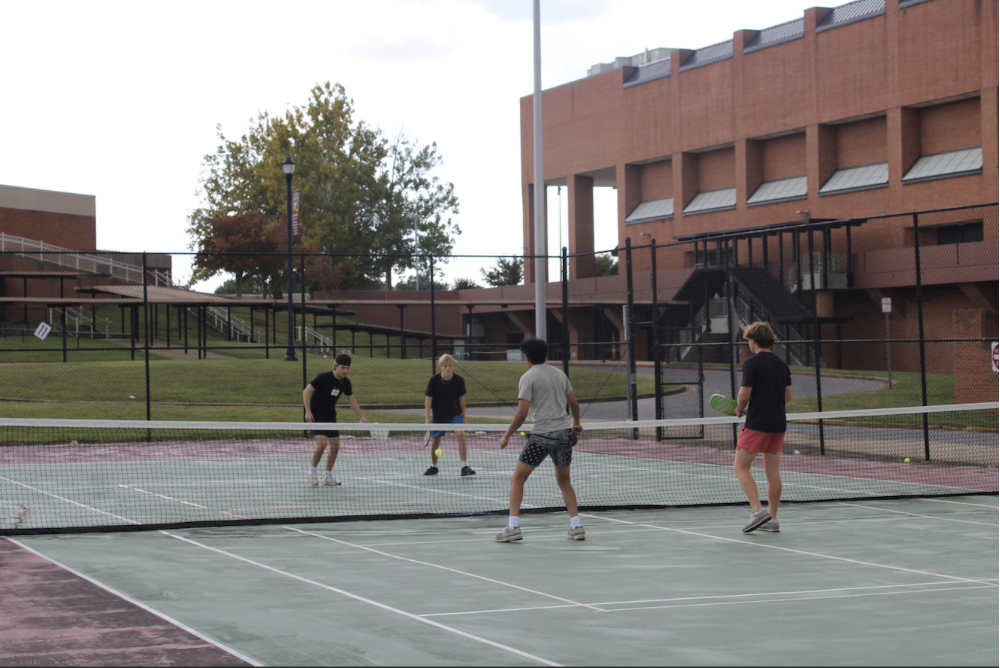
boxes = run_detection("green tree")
[186,83,460,291]
[595,253,619,277]
[481,256,523,286]
[452,277,481,290]
[192,212,286,296]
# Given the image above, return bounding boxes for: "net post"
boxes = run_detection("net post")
[913,212,931,461]
[625,237,638,439]
[142,252,152,440]
[561,246,569,377]
[651,239,662,442]
[430,255,436,373]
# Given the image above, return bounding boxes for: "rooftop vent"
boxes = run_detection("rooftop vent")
[588,47,675,77]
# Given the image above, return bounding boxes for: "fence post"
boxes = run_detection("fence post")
[807,227,825,454]
[913,212,931,461]
[625,238,638,438]
[651,240,662,441]
[561,246,569,377]
[301,254,307,392]
[724,240,739,448]
[430,255,436,373]
[142,252,152,436]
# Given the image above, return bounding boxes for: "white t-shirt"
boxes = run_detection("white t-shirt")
[517,364,573,434]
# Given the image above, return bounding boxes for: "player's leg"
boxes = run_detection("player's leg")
[325,436,340,471]
[308,435,329,486]
[497,440,546,542]
[430,437,442,465]
[762,449,782,520]
[553,437,584,540]
[733,447,760,510]
[457,430,475,476]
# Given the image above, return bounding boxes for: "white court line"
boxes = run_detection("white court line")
[838,502,999,527]
[5,537,262,667]
[605,585,998,613]
[0,475,137,525]
[918,497,999,509]
[420,579,1000,617]
[283,526,604,612]
[160,531,561,667]
[581,513,999,586]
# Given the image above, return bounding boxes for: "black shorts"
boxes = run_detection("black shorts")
[518,429,574,468]
[311,413,338,438]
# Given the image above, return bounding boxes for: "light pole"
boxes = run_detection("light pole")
[282,155,297,361]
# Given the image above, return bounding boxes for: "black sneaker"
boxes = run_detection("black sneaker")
[423,466,439,476]
[461,466,476,476]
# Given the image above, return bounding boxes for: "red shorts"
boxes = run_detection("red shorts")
[737,427,785,454]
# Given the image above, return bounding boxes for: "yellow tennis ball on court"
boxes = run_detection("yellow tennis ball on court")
[904,457,911,462]
[434,448,443,457]
[520,431,525,436]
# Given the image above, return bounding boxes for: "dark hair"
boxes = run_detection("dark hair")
[742,321,777,349]
[520,338,548,364]
[335,353,353,367]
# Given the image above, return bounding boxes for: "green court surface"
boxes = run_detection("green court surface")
[10,496,998,666]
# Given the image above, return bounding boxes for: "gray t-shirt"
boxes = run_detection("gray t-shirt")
[518,364,573,434]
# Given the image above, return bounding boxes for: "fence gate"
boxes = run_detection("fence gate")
[655,341,705,439]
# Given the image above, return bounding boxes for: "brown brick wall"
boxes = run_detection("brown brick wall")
[953,308,999,403]
[0,208,96,250]
[698,147,735,191]
[762,132,807,180]
[920,97,982,154]
[836,116,888,168]
[639,160,673,200]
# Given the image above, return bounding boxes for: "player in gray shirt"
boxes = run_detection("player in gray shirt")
[496,338,584,543]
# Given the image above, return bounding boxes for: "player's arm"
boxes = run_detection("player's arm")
[785,385,793,403]
[566,392,582,433]
[500,399,531,449]
[735,386,752,418]
[424,396,433,423]
[347,395,368,423]
[303,384,316,422]
[459,395,467,422]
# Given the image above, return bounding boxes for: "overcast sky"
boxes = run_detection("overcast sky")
[1,0,819,290]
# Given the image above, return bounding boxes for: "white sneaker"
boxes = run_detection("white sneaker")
[759,519,780,532]
[307,470,319,487]
[742,508,771,533]
[322,474,341,486]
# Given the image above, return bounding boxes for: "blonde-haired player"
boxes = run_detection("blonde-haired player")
[423,354,475,476]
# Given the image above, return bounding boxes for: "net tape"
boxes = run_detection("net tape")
[1,402,995,432]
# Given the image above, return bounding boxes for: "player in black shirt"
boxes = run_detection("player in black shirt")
[733,322,792,533]
[423,354,474,476]
[302,354,368,487]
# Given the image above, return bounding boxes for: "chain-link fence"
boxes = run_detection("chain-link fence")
[0,204,996,457]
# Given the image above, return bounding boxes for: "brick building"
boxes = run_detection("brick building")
[505,0,997,372]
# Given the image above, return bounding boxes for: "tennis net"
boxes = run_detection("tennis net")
[1,403,996,534]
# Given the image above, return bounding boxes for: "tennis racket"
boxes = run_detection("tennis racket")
[709,394,738,416]
[422,431,432,448]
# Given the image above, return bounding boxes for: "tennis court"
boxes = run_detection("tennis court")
[5,497,997,666]
[1,406,997,665]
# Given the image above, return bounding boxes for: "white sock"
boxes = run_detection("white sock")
[570,516,581,529]
[461,461,468,468]
[508,516,519,530]
[309,466,317,473]
[323,470,333,477]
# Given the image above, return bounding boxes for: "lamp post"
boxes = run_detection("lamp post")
[282,155,298,361]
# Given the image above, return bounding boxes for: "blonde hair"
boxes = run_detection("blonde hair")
[742,321,777,349]
[437,354,456,366]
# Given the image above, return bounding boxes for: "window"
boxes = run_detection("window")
[937,222,984,245]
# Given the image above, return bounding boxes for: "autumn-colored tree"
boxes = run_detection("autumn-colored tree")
[192,212,286,297]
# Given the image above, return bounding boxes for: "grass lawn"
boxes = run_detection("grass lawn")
[0,357,653,422]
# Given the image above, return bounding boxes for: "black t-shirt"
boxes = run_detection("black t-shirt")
[425,373,466,422]
[740,352,792,433]
[308,372,353,419]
